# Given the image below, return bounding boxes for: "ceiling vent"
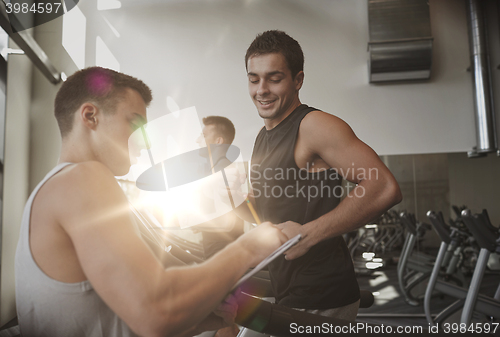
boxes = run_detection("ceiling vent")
[368,0,433,83]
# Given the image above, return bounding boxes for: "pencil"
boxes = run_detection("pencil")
[246,199,261,225]
[206,144,215,174]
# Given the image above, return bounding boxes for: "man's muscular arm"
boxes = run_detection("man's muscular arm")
[278,111,402,260]
[56,161,286,337]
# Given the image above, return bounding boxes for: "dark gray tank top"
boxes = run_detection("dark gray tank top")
[250,104,360,309]
[15,163,139,337]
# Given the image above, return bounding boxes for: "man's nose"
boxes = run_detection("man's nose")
[197,134,206,146]
[130,126,151,153]
[256,80,269,96]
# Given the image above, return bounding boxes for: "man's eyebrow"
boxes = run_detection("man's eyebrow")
[267,71,285,77]
[247,71,285,77]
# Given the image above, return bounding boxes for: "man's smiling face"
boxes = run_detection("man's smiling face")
[247,52,303,126]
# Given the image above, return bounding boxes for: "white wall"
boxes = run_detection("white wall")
[67,0,498,159]
[28,0,500,165]
[0,44,32,325]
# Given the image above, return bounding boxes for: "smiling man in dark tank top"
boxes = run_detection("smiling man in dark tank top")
[241,30,403,322]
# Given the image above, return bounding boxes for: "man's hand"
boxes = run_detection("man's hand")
[235,221,288,266]
[189,290,240,336]
[275,221,312,260]
[213,289,240,325]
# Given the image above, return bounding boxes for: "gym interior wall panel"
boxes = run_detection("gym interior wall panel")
[0,42,32,325]
[448,153,500,225]
[384,153,449,248]
[386,151,500,242]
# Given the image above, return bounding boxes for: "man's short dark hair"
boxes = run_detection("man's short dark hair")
[55,67,153,137]
[245,30,304,79]
[202,116,235,144]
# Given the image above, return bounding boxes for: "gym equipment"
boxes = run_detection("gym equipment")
[235,291,375,337]
[130,205,205,264]
[424,209,500,326]
[460,209,500,325]
[397,212,435,306]
[347,211,404,257]
[346,211,405,276]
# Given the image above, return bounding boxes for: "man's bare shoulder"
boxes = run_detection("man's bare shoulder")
[302,110,351,130]
[62,160,114,178]
[45,161,127,227]
[48,161,116,194]
[300,110,357,144]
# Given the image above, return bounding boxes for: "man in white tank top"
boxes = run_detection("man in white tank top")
[15,67,287,337]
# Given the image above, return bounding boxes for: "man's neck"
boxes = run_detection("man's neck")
[209,143,230,168]
[59,135,96,165]
[263,98,302,130]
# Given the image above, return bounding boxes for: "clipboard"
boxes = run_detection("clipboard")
[232,234,302,291]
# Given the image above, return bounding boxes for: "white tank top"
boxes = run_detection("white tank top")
[15,163,140,337]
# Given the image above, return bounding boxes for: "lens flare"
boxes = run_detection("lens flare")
[87,68,113,96]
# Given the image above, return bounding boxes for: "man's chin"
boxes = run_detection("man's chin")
[258,109,277,119]
[130,155,139,165]
[114,163,132,178]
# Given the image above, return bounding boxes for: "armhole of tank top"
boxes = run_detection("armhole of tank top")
[26,162,93,289]
[292,109,327,172]
[28,163,75,235]
[249,126,267,180]
[28,163,75,231]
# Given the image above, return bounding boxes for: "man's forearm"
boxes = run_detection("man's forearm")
[150,241,254,336]
[302,178,401,248]
[156,241,253,336]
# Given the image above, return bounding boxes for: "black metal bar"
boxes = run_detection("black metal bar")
[0,1,60,84]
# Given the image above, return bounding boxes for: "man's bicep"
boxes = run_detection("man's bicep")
[328,137,387,184]
[304,112,390,184]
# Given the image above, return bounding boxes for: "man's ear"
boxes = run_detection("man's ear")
[294,71,304,91]
[80,103,99,130]
[215,136,225,145]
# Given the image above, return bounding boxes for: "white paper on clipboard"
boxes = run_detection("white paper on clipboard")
[232,234,302,291]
